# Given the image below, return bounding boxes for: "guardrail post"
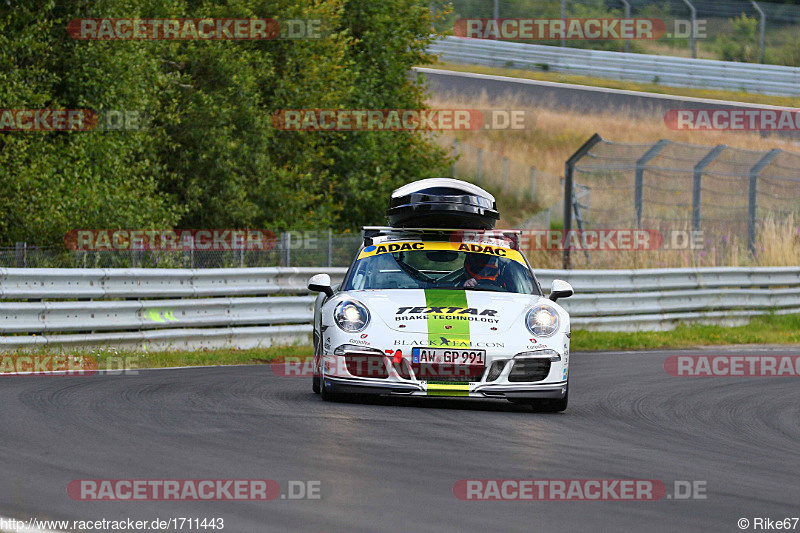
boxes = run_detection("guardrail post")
[563,133,603,269]
[477,148,483,183]
[502,157,509,192]
[681,0,697,58]
[635,140,670,228]
[692,145,726,233]
[748,148,782,256]
[621,0,631,53]
[751,0,766,64]
[530,167,536,199]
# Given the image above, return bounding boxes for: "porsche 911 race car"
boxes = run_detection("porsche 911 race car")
[307,179,573,412]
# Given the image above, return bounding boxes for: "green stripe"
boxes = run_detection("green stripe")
[423,289,471,347]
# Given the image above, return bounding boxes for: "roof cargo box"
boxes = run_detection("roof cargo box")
[387,178,499,229]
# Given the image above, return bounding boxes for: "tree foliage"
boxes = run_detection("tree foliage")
[0,0,450,245]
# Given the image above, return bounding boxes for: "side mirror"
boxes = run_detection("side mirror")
[549,279,573,302]
[308,273,334,297]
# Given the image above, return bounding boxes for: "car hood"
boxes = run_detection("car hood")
[347,288,540,336]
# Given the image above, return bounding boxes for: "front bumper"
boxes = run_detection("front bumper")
[321,353,568,399]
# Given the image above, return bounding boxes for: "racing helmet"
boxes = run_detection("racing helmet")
[464,253,500,281]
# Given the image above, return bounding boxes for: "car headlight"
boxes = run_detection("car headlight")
[526,305,559,337]
[334,300,370,333]
[515,349,561,362]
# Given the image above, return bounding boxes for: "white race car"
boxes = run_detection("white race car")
[308,179,573,412]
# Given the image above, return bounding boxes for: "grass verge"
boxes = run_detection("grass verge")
[571,313,800,352]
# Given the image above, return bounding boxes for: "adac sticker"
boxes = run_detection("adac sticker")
[357,241,525,264]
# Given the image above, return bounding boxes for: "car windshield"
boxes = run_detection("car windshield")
[343,241,539,294]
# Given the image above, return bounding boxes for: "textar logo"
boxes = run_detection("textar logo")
[396,306,497,316]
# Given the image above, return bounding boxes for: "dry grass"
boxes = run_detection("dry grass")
[426,92,800,268]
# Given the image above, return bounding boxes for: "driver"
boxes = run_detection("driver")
[462,253,507,289]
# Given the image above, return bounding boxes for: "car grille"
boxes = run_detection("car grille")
[344,355,389,379]
[485,360,506,382]
[507,358,551,382]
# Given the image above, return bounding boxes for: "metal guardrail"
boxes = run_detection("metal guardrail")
[0,266,798,350]
[428,37,800,97]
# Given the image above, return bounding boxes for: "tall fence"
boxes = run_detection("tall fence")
[0,232,363,269]
[1,266,799,352]
[562,134,800,267]
[441,0,800,63]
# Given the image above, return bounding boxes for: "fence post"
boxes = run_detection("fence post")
[681,0,697,58]
[621,0,631,53]
[282,232,291,267]
[748,149,781,256]
[692,145,726,233]
[751,0,766,64]
[493,0,499,19]
[15,242,26,268]
[560,0,567,48]
[502,157,509,192]
[530,167,536,198]
[327,228,333,267]
[451,139,458,177]
[563,133,603,269]
[635,140,670,228]
[477,148,483,183]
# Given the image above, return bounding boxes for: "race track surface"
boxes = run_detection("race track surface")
[1,346,799,532]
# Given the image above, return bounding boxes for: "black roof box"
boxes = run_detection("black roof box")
[387,178,499,229]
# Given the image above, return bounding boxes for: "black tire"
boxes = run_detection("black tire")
[312,375,320,394]
[530,385,568,413]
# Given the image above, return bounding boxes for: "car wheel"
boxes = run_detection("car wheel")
[319,378,342,402]
[512,383,568,412]
[312,375,320,394]
[529,384,568,413]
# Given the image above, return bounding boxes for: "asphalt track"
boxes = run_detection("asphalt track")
[1,346,799,532]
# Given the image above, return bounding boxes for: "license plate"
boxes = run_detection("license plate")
[411,348,485,365]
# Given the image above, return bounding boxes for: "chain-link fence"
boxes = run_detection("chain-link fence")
[0,232,364,269]
[564,134,800,266]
